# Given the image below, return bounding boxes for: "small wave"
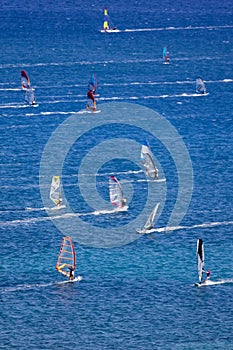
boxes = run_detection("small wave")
[0,282,54,294]
[152,220,233,233]
[205,279,233,286]
[0,103,30,109]
[0,88,21,91]
[124,24,233,32]
[92,206,128,215]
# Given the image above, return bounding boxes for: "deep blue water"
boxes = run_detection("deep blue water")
[0,1,233,349]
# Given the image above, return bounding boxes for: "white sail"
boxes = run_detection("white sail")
[25,88,36,105]
[109,176,126,208]
[196,77,206,94]
[140,141,158,180]
[196,239,204,283]
[143,203,160,230]
[50,176,62,206]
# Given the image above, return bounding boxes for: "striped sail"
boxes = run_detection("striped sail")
[56,236,76,278]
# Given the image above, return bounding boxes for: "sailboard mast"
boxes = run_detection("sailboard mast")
[50,176,62,206]
[196,239,204,283]
[140,141,159,180]
[56,236,76,278]
[109,175,126,208]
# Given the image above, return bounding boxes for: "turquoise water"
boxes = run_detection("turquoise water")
[0,1,233,349]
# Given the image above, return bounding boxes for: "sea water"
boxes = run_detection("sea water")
[0,0,233,349]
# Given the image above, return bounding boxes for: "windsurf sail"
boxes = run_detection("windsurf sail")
[140,141,158,180]
[109,175,126,208]
[196,239,204,283]
[21,70,31,90]
[25,87,36,105]
[56,236,76,278]
[196,77,206,94]
[163,47,169,63]
[50,176,62,206]
[103,7,117,31]
[88,74,97,93]
[143,203,160,231]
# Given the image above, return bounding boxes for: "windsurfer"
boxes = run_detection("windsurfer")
[25,87,36,106]
[121,197,127,207]
[56,198,63,207]
[86,90,96,111]
[68,266,75,281]
[163,47,170,63]
[56,264,74,280]
[204,269,211,283]
[196,77,206,94]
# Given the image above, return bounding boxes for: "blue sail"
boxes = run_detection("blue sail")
[163,47,169,63]
[88,74,97,93]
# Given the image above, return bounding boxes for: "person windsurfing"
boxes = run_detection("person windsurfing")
[86,90,96,111]
[86,75,97,111]
[25,87,36,106]
[204,269,211,283]
[163,47,170,64]
[68,266,75,281]
[196,77,206,94]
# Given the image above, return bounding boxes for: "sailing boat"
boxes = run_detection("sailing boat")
[137,203,160,234]
[109,176,127,209]
[56,236,82,283]
[140,141,159,180]
[163,47,170,64]
[21,70,37,106]
[196,77,206,94]
[50,176,65,209]
[101,7,120,33]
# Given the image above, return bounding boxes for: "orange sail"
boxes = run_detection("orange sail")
[56,236,76,278]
